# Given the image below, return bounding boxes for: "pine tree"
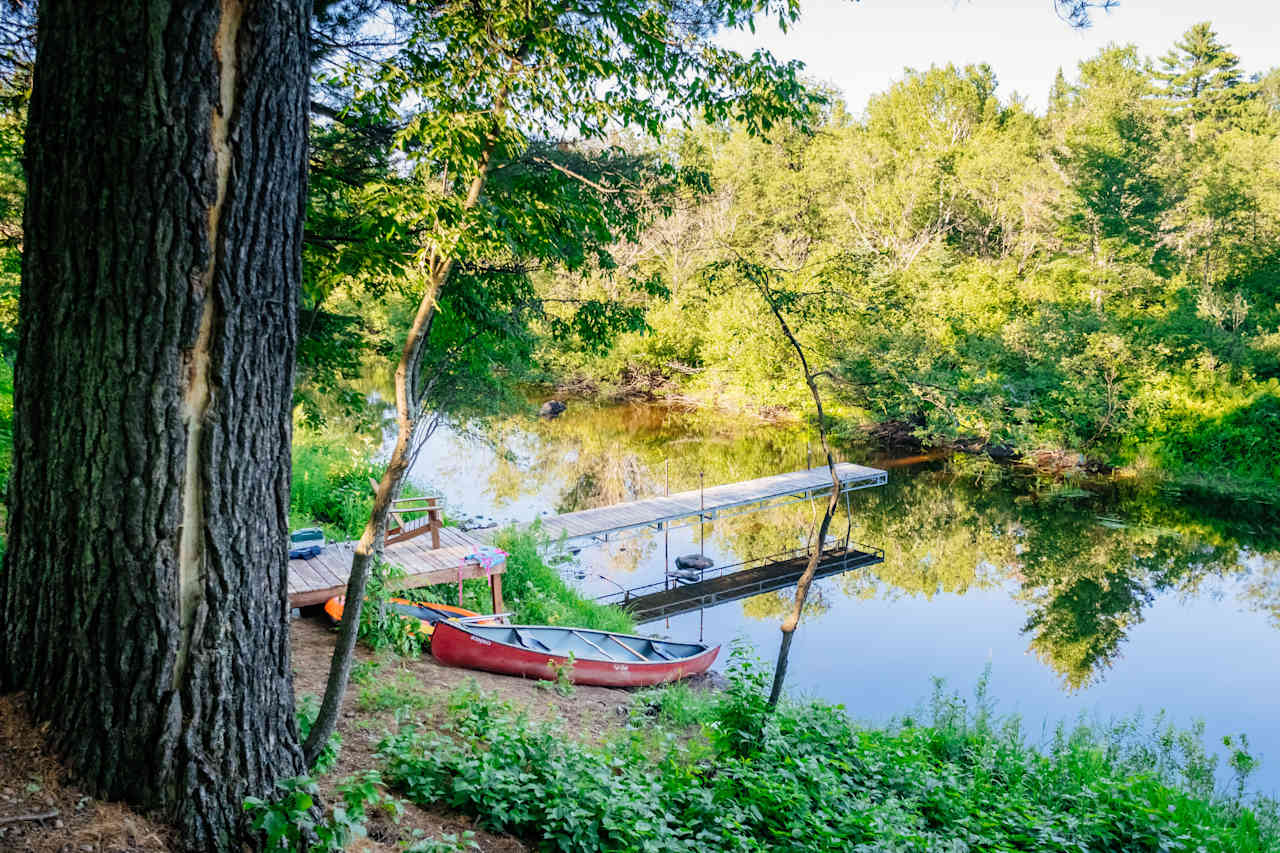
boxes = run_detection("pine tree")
[1156,22,1248,125]
[1048,66,1073,117]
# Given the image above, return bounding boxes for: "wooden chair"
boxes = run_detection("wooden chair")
[386,495,443,549]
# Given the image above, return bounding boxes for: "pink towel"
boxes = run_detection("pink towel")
[463,546,508,575]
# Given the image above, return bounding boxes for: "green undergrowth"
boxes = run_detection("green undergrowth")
[245,689,480,852]
[1124,383,1280,503]
[290,427,389,540]
[290,427,441,541]
[295,694,342,776]
[403,527,634,632]
[492,527,635,633]
[377,649,1279,853]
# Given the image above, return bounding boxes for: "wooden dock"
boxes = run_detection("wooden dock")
[598,542,884,623]
[288,521,504,609]
[525,463,887,545]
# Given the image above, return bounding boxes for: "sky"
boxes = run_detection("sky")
[716,0,1280,115]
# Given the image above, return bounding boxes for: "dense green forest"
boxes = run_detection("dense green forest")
[289,23,1280,501]
[537,26,1280,497]
[0,24,1275,502]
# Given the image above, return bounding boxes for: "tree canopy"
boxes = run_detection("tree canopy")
[537,22,1280,497]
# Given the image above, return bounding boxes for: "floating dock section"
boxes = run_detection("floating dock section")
[597,539,885,623]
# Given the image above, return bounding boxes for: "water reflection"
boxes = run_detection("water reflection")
[416,401,1280,690]
[410,400,1280,789]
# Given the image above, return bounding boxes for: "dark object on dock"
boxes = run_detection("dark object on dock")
[670,553,712,583]
[540,399,567,419]
[288,528,325,560]
[431,620,720,687]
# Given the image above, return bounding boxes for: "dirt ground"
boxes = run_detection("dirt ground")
[0,615,638,852]
[0,695,174,852]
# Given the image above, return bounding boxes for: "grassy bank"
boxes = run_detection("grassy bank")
[490,528,635,633]
[291,427,392,540]
[377,652,1279,853]
[389,528,634,636]
[290,428,631,633]
[1121,383,1280,504]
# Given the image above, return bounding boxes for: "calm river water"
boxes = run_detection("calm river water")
[407,401,1280,794]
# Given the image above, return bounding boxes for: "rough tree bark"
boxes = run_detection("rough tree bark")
[761,290,843,710]
[0,1,311,848]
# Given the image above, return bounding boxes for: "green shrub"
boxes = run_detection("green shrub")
[357,672,431,715]
[1128,381,1280,498]
[290,429,388,541]
[355,559,430,657]
[295,694,341,776]
[378,648,1280,853]
[629,681,717,730]
[243,771,402,853]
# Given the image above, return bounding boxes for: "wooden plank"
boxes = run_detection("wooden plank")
[437,527,475,549]
[312,550,351,588]
[289,584,345,608]
[491,573,504,613]
[452,527,487,548]
[290,555,331,589]
[288,559,329,593]
[394,560,498,590]
[288,524,507,606]
[399,535,472,568]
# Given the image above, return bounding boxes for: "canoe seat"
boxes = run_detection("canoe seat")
[647,643,675,661]
[514,628,552,652]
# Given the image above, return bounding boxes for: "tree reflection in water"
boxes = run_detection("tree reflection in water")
[463,402,1280,690]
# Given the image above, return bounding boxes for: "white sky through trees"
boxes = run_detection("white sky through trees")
[717,0,1279,114]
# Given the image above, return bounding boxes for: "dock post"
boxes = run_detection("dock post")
[490,572,504,614]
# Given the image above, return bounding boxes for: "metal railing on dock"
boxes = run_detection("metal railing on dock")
[594,537,885,623]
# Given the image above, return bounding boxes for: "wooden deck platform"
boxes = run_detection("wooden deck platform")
[288,522,504,608]
[527,463,887,546]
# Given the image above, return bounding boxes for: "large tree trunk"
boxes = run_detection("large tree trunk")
[0,1,310,849]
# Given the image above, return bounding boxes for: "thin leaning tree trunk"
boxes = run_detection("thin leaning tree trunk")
[303,122,502,767]
[0,1,311,849]
[763,294,842,710]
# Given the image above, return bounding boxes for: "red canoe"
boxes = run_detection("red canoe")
[430,620,720,688]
